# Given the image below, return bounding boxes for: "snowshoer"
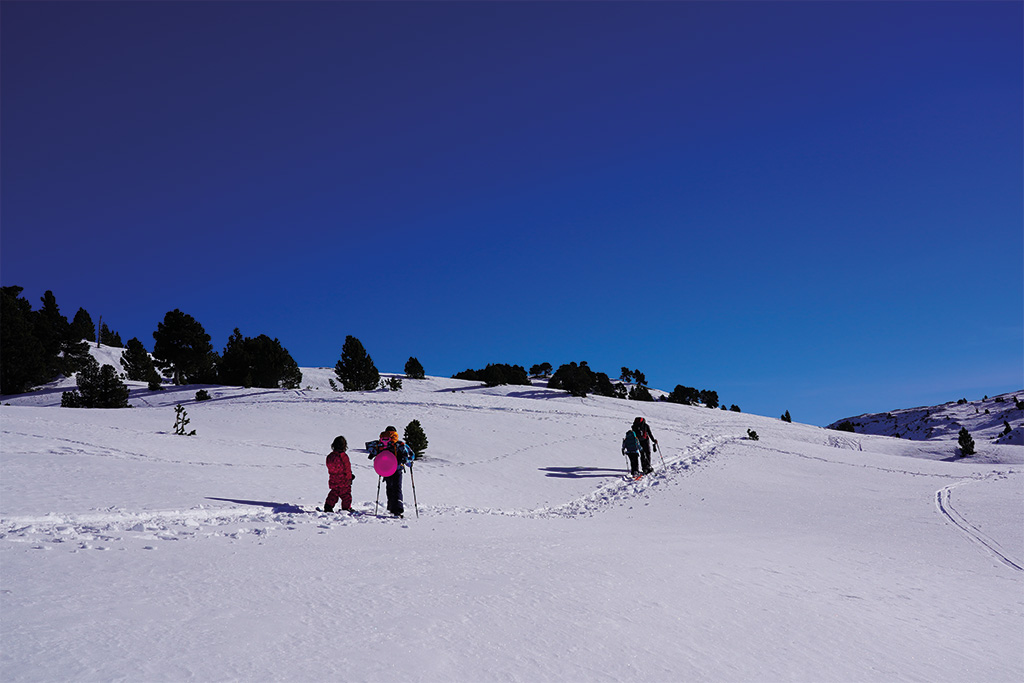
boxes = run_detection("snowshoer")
[622,428,643,478]
[323,436,354,512]
[367,426,415,517]
[632,417,658,474]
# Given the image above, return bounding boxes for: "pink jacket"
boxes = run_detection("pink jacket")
[326,451,353,490]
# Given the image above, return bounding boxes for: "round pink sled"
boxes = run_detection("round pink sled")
[373,451,398,477]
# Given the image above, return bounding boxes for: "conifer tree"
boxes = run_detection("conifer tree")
[69,308,96,343]
[219,329,301,389]
[34,290,70,380]
[405,356,426,379]
[958,427,976,456]
[404,419,428,457]
[0,286,47,394]
[99,323,122,347]
[152,309,217,385]
[334,336,379,391]
[781,410,792,423]
[122,338,162,384]
[66,357,130,408]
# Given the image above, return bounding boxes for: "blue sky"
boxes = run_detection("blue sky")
[2,1,1021,426]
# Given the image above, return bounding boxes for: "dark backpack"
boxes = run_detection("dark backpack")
[622,430,641,454]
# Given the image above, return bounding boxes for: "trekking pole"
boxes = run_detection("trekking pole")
[655,440,666,469]
[622,450,631,477]
[374,475,382,517]
[408,463,419,518]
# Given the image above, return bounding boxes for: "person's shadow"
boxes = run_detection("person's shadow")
[205,497,304,514]
[538,467,625,480]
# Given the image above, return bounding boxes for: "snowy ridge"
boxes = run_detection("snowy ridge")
[829,391,1024,445]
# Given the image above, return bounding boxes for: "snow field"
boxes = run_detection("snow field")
[2,370,1022,681]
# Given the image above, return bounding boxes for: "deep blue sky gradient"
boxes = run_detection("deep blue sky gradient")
[3,2,1021,425]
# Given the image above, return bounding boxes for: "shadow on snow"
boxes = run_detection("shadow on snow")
[538,466,625,480]
[205,497,304,514]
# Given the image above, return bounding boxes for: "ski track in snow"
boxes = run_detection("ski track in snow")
[0,435,733,552]
[935,475,1024,572]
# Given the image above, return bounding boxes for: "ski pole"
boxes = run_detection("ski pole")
[375,475,382,517]
[408,463,419,518]
[655,440,666,469]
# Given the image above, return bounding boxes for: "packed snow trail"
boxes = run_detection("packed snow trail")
[0,434,733,550]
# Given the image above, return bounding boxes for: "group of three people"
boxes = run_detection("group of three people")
[323,416,659,516]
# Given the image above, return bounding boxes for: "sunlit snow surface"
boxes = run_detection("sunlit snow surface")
[2,355,1022,682]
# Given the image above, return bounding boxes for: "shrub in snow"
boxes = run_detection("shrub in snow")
[381,377,403,391]
[195,390,211,401]
[629,385,654,402]
[747,429,759,441]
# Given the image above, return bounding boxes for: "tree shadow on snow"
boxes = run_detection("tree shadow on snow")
[538,466,625,480]
[205,497,304,514]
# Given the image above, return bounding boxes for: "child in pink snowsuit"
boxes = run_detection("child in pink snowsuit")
[323,436,354,512]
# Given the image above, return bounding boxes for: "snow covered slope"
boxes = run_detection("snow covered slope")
[828,392,1024,448]
[2,359,1022,682]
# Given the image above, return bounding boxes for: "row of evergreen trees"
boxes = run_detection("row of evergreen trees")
[2,288,738,413]
[0,288,304,396]
[1,287,121,395]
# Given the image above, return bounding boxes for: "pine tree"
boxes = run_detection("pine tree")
[152,309,217,385]
[404,419,428,457]
[405,356,426,379]
[122,338,162,384]
[34,290,70,380]
[334,336,379,391]
[0,286,47,394]
[958,427,976,456]
[700,390,720,409]
[70,357,130,408]
[69,308,96,343]
[219,329,302,389]
[781,410,792,423]
[99,323,122,347]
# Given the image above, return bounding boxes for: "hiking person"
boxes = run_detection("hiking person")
[323,435,354,512]
[368,426,415,518]
[632,417,658,474]
[622,427,643,478]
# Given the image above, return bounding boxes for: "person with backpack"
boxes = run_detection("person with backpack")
[323,435,354,513]
[632,416,658,474]
[367,425,415,517]
[622,427,643,478]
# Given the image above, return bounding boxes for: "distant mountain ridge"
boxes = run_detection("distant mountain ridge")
[828,392,1023,446]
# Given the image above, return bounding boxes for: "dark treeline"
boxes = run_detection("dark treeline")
[1,287,738,413]
[0,287,301,397]
[454,358,736,411]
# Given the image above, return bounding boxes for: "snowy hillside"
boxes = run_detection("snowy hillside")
[2,350,1022,681]
[828,392,1024,447]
